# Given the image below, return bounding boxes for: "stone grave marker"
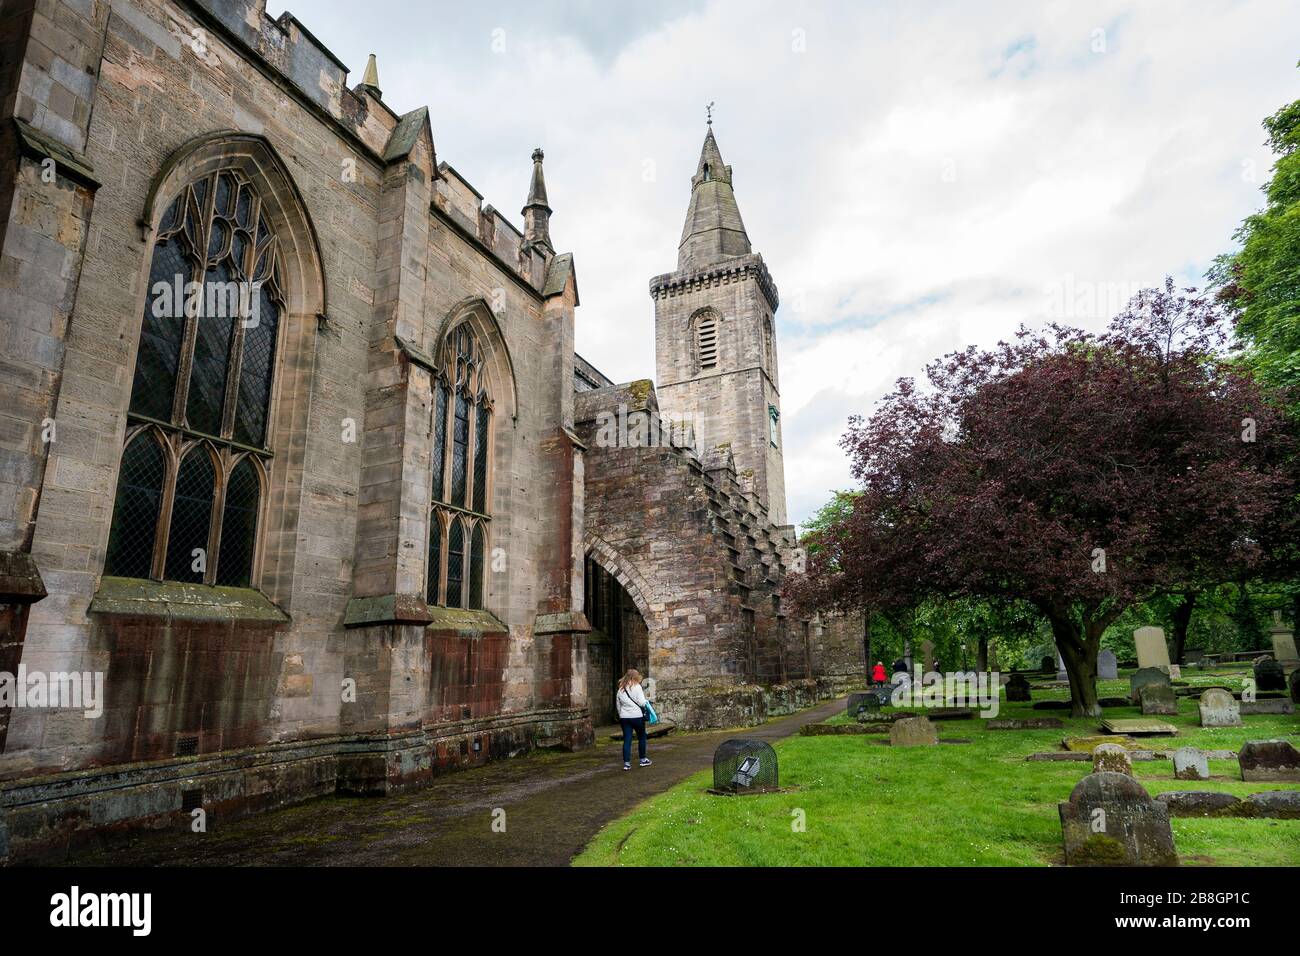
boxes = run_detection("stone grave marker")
[1138,683,1178,716]
[890,715,938,747]
[1100,717,1178,736]
[1055,651,1067,682]
[1254,658,1286,692]
[1198,687,1241,728]
[1238,739,1300,782]
[1156,791,1241,817]
[921,638,935,673]
[1040,655,1054,674]
[1172,747,1209,781]
[1133,626,1171,672]
[1239,698,1293,716]
[1269,611,1298,669]
[1058,772,1177,866]
[1092,743,1133,775]
[1097,649,1118,680]
[1168,664,1181,679]
[986,717,1063,730]
[1290,669,1300,704]
[1245,791,1300,818]
[1129,666,1170,704]
[1064,734,1139,753]
[1005,673,1031,702]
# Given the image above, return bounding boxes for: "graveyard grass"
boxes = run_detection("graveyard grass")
[573,667,1300,867]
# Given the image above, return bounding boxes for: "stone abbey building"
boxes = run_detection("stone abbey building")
[0,0,863,861]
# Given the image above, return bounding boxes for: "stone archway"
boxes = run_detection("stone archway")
[582,533,657,723]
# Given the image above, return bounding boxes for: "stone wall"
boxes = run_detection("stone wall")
[0,0,591,862]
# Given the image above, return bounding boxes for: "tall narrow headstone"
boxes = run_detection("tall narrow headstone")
[1056,651,1067,682]
[1134,627,1171,673]
[1269,611,1298,672]
[1097,649,1118,681]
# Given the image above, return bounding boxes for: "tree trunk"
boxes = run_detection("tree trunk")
[1046,612,1102,717]
[1170,591,1197,664]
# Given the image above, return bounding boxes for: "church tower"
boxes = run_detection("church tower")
[651,123,787,525]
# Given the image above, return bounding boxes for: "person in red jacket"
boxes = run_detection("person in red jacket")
[871,661,888,687]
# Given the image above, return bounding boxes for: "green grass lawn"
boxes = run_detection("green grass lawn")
[573,667,1300,867]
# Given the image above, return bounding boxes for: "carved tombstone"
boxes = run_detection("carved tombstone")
[1129,667,1170,704]
[1133,627,1171,672]
[1058,772,1177,866]
[1197,687,1241,728]
[1092,743,1133,775]
[1097,649,1118,681]
[1172,747,1209,781]
[1138,683,1178,717]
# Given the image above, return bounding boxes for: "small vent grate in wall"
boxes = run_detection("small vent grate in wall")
[175,735,199,757]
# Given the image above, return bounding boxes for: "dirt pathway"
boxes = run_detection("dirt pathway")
[61,696,846,867]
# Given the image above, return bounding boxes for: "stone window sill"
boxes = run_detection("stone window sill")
[89,576,290,623]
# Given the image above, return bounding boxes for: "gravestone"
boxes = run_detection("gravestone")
[1129,667,1170,704]
[1239,698,1294,715]
[1168,664,1182,679]
[1269,611,1298,669]
[1005,673,1031,702]
[1134,626,1171,672]
[1172,747,1209,781]
[1097,649,1118,681]
[1290,669,1300,704]
[1138,683,1178,716]
[1058,772,1178,866]
[986,717,1063,730]
[1092,743,1133,775]
[1198,687,1242,728]
[921,639,935,673]
[1055,651,1067,682]
[1238,740,1300,782]
[1156,791,1241,817]
[1254,658,1286,692]
[1246,791,1300,819]
[890,716,938,747]
[1040,655,1054,674]
[1064,734,1138,753]
[1100,717,1177,736]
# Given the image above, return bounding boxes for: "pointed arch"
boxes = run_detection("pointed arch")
[582,531,658,625]
[141,131,327,320]
[432,297,519,421]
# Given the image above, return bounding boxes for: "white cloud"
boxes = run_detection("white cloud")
[276,0,1300,527]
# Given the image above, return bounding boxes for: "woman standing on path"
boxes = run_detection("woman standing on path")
[616,669,653,771]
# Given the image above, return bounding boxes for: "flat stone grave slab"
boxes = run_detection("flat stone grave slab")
[1099,697,1133,708]
[1239,698,1294,716]
[1032,700,1072,711]
[1156,791,1243,817]
[1064,734,1141,753]
[1101,718,1178,736]
[1058,771,1177,866]
[800,723,879,736]
[987,717,1064,730]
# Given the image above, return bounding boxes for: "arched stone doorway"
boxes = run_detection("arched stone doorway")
[583,551,650,724]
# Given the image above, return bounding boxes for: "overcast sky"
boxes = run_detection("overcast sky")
[277,1,1299,528]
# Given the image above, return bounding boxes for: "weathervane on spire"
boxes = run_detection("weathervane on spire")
[706,101,714,127]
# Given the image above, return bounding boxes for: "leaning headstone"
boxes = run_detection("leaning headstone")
[1134,626,1171,672]
[890,715,938,747]
[1129,666,1170,704]
[1238,739,1300,782]
[1198,687,1242,728]
[1138,683,1178,716]
[1058,772,1178,866]
[1254,658,1286,692]
[1097,649,1118,680]
[1092,743,1133,775]
[1005,673,1031,702]
[1172,747,1209,781]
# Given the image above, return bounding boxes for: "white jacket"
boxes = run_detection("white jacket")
[616,682,648,719]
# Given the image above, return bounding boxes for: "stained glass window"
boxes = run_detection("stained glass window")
[428,322,494,609]
[105,169,283,585]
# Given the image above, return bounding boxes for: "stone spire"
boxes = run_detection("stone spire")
[677,124,751,271]
[359,53,381,98]
[522,147,554,256]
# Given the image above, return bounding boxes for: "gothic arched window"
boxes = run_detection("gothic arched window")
[103,169,281,585]
[427,324,493,610]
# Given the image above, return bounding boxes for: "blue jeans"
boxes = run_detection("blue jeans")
[620,717,647,764]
